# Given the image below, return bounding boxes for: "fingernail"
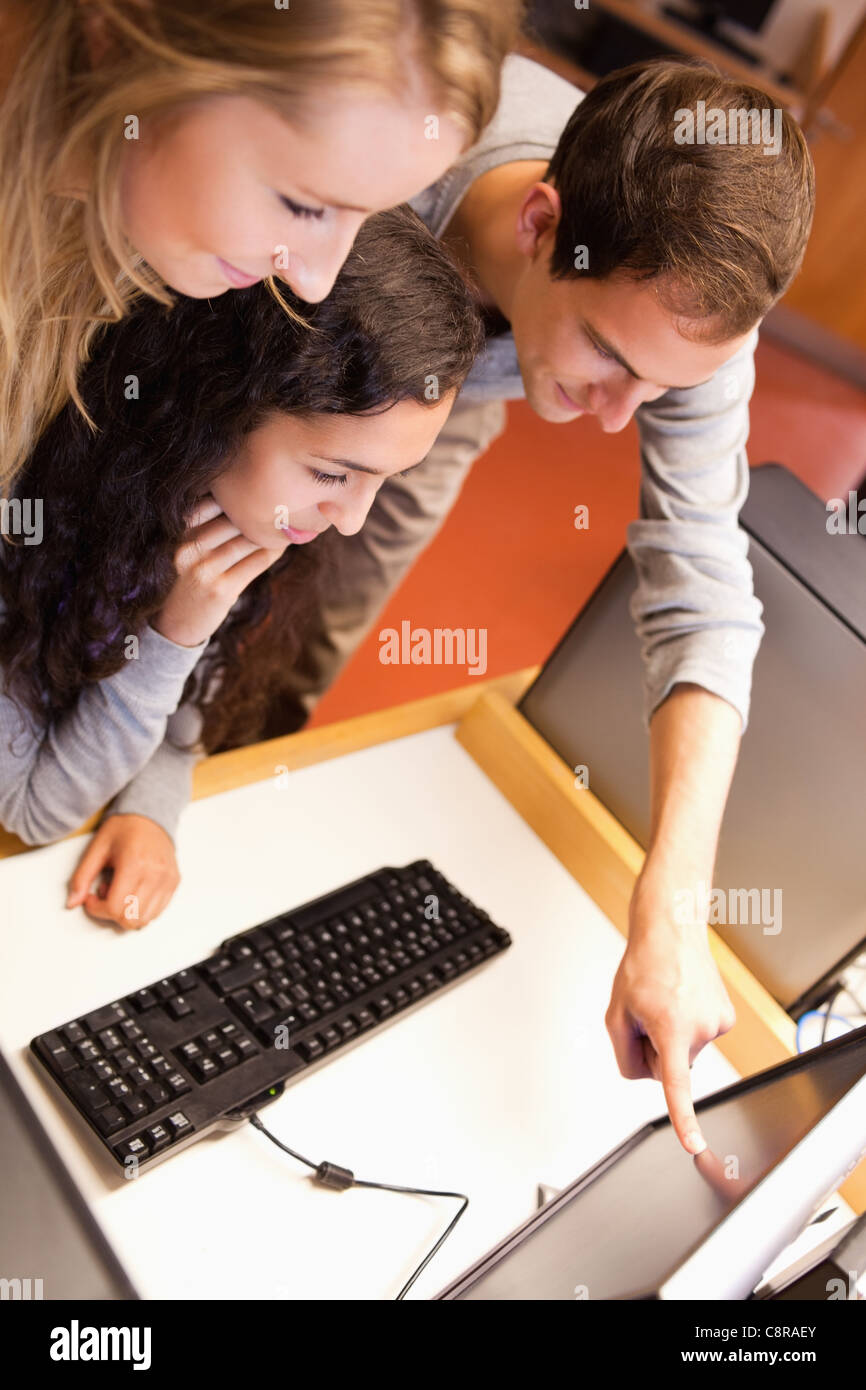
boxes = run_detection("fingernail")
[684,1130,707,1155]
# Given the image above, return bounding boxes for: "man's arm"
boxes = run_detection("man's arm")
[606,328,765,1151]
[606,684,740,1154]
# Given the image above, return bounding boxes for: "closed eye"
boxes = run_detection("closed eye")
[311,469,348,487]
[279,194,325,221]
[589,335,615,362]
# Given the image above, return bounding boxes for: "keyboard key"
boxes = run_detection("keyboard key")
[122,1096,150,1121]
[97,1027,123,1052]
[42,1033,79,1073]
[200,1030,221,1050]
[234,1036,258,1060]
[167,995,193,1020]
[166,1111,193,1139]
[319,1026,342,1051]
[144,1122,171,1152]
[203,955,232,979]
[137,1040,159,1060]
[127,1066,152,1089]
[151,1056,173,1077]
[354,1009,375,1031]
[171,970,199,993]
[155,979,177,1001]
[131,988,157,1012]
[370,996,394,1020]
[107,1078,133,1104]
[191,1057,220,1083]
[69,1075,108,1113]
[217,959,266,994]
[91,1060,116,1083]
[61,1022,85,1046]
[76,1041,101,1065]
[219,1021,240,1038]
[229,940,255,961]
[178,1041,201,1063]
[338,1017,358,1039]
[143,1082,170,1108]
[83,1003,128,1032]
[297,1037,324,1061]
[215,1046,239,1069]
[95,1106,126,1136]
[115,1135,148,1163]
[116,1050,139,1072]
[166,1072,191,1096]
[120,1020,143,1041]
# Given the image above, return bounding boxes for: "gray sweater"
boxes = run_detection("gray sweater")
[0,54,764,849]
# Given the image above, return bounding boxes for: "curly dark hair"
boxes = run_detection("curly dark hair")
[0,205,483,755]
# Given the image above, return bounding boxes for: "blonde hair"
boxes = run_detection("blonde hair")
[0,0,523,491]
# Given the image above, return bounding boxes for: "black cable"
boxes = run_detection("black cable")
[248,1113,469,1300]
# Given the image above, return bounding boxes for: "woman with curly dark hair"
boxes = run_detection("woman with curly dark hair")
[0,205,483,928]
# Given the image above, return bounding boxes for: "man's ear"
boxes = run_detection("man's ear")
[514,182,561,261]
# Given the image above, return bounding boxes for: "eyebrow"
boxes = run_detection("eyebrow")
[583,320,714,392]
[308,453,427,477]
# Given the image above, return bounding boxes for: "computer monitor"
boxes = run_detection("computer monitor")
[519,465,866,1015]
[0,1048,137,1300]
[436,1024,866,1300]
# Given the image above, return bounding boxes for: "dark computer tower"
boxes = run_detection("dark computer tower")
[520,464,866,1015]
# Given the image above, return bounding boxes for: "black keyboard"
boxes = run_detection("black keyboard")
[31,861,511,1174]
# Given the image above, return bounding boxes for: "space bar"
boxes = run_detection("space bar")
[287,878,373,929]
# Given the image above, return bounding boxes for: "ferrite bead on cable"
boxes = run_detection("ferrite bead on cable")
[315,1160,354,1190]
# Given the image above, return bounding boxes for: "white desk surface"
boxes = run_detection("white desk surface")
[0,722,842,1300]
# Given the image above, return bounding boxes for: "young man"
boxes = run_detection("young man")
[265,55,815,1154]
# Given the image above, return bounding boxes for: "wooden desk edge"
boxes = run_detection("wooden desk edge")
[456,689,866,1215]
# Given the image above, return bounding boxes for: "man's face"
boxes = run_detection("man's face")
[508,185,756,431]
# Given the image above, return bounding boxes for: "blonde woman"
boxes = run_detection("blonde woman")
[0,0,522,490]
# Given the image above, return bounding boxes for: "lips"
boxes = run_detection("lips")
[281,525,323,544]
[216,257,262,289]
[555,381,585,413]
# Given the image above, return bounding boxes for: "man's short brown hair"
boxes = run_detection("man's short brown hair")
[544,57,815,341]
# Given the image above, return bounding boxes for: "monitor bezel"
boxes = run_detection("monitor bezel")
[435,1025,866,1300]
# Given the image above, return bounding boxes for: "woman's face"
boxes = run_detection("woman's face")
[119,87,465,303]
[209,393,457,550]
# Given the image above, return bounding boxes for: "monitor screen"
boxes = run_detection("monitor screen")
[0,1052,136,1300]
[448,1028,866,1300]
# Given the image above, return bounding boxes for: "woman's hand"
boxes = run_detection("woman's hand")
[66,814,181,929]
[150,494,288,648]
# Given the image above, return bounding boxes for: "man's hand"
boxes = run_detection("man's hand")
[66,814,180,929]
[606,864,736,1154]
[605,683,743,1153]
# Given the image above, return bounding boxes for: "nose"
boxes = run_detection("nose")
[273,216,366,304]
[589,379,662,433]
[320,484,378,537]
